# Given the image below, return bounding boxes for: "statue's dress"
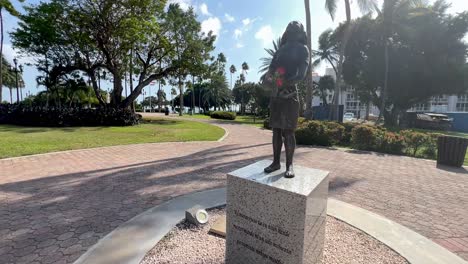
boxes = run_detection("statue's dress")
[269,41,309,130]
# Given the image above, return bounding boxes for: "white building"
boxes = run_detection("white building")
[311,68,468,119]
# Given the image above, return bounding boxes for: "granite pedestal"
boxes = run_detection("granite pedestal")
[225,160,329,264]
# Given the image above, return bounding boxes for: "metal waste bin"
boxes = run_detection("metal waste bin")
[437,136,468,167]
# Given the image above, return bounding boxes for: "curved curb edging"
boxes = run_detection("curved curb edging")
[328,199,468,264]
[73,188,226,264]
[74,188,467,264]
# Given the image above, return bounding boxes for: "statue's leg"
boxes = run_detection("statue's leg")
[284,129,296,178]
[264,128,282,173]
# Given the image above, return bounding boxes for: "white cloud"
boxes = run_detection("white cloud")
[236,43,244,48]
[242,18,251,26]
[255,25,274,46]
[201,17,222,36]
[166,0,192,11]
[233,29,242,39]
[2,44,35,65]
[224,13,235,22]
[199,3,210,16]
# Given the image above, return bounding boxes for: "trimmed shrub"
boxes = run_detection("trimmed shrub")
[263,117,271,130]
[341,122,360,145]
[0,105,139,126]
[323,122,345,145]
[421,133,439,159]
[400,130,429,157]
[210,111,236,120]
[351,125,380,150]
[296,120,331,146]
[297,117,307,125]
[380,132,406,155]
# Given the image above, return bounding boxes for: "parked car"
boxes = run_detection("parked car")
[343,112,356,122]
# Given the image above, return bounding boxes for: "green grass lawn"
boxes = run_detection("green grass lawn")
[0,118,225,159]
[190,114,265,127]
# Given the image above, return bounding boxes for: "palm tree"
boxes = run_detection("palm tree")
[241,62,249,77]
[313,29,339,77]
[304,0,313,117]
[259,37,282,74]
[324,0,377,120]
[374,0,422,123]
[0,0,24,103]
[229,65,236,89]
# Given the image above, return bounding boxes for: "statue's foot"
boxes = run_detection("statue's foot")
[285,166,295,178]
[264,163,281,173]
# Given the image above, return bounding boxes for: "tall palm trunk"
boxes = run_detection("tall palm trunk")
[192,75,195,115]
[304,0,313,118]
[379,42,389,123]
[129,49,135,111]
[332,0,352,121]
[178,76,183,116]
[0,8,3,103]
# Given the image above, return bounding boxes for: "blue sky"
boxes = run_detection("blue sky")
[2,0,467,102]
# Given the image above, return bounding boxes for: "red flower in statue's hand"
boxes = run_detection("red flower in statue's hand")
[276,67,286,76]
[276,79,283,87]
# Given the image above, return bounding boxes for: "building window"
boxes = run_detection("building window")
[456,95,468,112]
[346,93,355,101]
[457,103,468,112]
[411,103,429,111]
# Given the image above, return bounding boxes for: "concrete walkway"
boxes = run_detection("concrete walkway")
[0,114,467,264]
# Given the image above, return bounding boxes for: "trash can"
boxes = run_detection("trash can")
[437,136,468,167]
[164,107,169,116]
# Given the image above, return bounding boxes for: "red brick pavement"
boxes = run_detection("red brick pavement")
[0,118,467,263]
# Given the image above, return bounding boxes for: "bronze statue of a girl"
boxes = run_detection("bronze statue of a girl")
[263,21,310,178]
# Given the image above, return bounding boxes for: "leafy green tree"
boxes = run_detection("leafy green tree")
[142,96,157,111]
[313,29,339,77]
[324,0,377,120]
[314,75,335,105]
[250,83,270,117]
[343,1,468,126]
[0,0,24,103]
[12,0,215,110]
[165,4,215,115]
[233,80,252,114]
[374,0,424,122]
[1,55,23,103]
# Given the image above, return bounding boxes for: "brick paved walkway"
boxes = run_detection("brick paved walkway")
[0,116,467,263]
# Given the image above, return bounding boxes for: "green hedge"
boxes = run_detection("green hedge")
[0,104,140,126]
[210,111,236,120]
[292,119,440,160]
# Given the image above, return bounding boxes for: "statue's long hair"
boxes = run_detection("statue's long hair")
[280,21,307,47]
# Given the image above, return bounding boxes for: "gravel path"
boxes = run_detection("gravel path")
[141,208,408,264]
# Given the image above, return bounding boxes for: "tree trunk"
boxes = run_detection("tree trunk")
[0,8,3,103]
[179,76,183,116]
[15,72,19,103]
[192,76,195,115]
[304,0,313,118]
[9,88,12,104]
[331,0,352,121]
[379,42,390,124]
[129,49,135,111]
[112,74,123,106]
